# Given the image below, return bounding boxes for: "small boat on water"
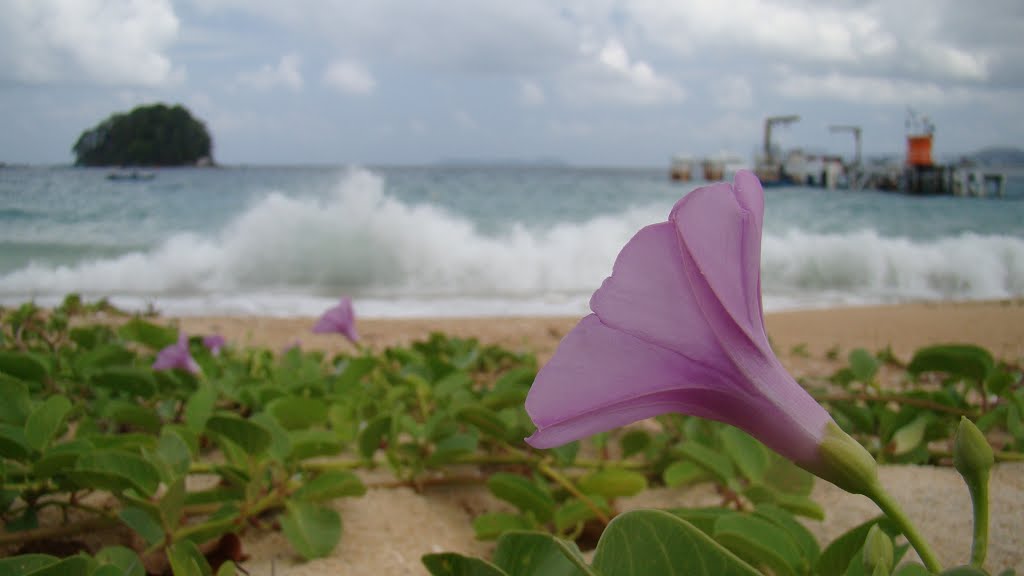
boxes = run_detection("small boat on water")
[106,170,156,181]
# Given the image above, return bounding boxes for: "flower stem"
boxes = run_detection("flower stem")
[863,482,942,573]
[538,460,609,526]
[967,471,990,569]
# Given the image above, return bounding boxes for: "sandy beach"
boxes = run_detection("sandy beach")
[164,300,1024,574]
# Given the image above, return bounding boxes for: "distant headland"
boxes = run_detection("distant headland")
[72,103,214,167]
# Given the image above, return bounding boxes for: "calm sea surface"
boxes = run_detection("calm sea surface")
[1,165,1022,317]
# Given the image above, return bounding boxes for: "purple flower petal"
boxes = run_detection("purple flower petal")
[153,333,201,375]
[525,171,833,474]
[312,297,359,343]
[202,334,226,355]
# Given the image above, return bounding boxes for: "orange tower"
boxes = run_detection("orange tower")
[905,110,934,167]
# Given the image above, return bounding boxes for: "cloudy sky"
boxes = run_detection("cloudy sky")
[1,0,1021,166]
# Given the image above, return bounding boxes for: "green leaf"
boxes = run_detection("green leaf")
[118,318,178,350]
[422,553,509,576]
[554,497,610,534]
[619,430,651,458]
[184,382,217,434]
[719,427,770,483]
[668,507,735,536]
[428,433,479,466]
[473,512,534,541]
[889,414,930,456]
[817,516,889,576]
[487,473,555,523]
[155,429,193,480]
[678,440,735,483]
[104,400,162,434]
[166,539,213,576]
[0,350,49,384]
[577,468,647,499]
[32,439,93,478]
[91,367,157,397]
[663,460,711,488]
[591,509,761,575]
[73,450,162,496]
[0,424,31,461]
[280,501,342,560]
[286,429,343,461]
[21,556,91,576]
[456,406,509,440]
[292,470,366,502]
[24,395,72,451]
[754,504,820,566]
[358,415,391,459]
[907,344,993,382]
[492,531,587,576]
[95,546,146,576]
[119,506,165,547]
[205,415,271,456]
[713,512,805,576]
[159,477,187,528]
[849,349,879,383]
[0,377,31,425]
[266,396,329,430]
[762,453,815,496]
[0,555,60,576]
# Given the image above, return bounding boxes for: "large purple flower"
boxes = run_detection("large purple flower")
[312,297,359,343]
[525,171,841,479]
[153,333,201,375]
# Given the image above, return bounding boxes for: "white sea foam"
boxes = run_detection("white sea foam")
[1,168,1022,317]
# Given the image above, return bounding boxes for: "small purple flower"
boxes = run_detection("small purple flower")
[153,333,201,375]
[525,171,840,479]
[202,334,226,356]
[312,297,359,343]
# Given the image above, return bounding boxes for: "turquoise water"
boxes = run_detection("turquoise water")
[1,165,1022,317]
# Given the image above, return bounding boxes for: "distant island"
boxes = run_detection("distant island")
[72,103,214,167]
[967,146,1024,167]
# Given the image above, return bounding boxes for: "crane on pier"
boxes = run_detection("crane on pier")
[829,125,862,166]
[763,115,800,163]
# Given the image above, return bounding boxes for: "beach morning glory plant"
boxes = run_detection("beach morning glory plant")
[313,297,359,344]
[153,333,201,375]
[525,171,943,571]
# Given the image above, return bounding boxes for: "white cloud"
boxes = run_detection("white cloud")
[0,0,180,86]
[776,71,978,106]
[322,59,376,95]
[621,0,993,83]
[519,80,546,106]
[711,75,753,110]
[567,39,685,105]
[236,53,304,91]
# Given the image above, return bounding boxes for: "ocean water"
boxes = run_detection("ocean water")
[1,165,1022,318]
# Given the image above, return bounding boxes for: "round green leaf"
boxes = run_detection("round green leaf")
[592,509,760,575]
[487,473,555,523]
[292,470,366,502]
[91,367,157,397]
[205,415,271,456]
[25,395,71,451]
[0,351,49,384]
[422,553,509,576]
[266,396,328,430]
[280,501,342,560]
[577,468,647,499]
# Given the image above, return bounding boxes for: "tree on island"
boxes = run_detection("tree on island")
[72,103,214,167]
